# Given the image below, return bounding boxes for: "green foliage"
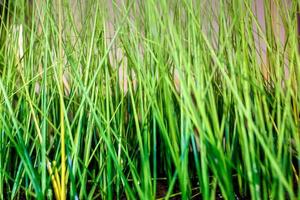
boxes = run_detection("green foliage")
[0,0,299,199]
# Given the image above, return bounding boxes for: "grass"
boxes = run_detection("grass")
[0,0,299,199]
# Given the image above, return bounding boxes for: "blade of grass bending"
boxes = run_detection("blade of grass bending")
[0,78,43,200]
[57,0,66,199]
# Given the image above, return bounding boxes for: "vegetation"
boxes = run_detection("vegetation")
[0,0,299,199]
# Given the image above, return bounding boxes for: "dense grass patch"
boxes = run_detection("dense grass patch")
[0,0,299,199]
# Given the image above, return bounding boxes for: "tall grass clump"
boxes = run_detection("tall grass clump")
[0,0,299,199]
